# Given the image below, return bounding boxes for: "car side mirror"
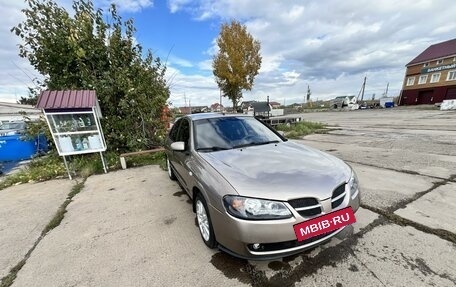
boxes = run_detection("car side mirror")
[277,130,285,136]
[171,141,185,151]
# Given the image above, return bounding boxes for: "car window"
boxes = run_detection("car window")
[0,122,25,130]
[169,119,181,141]
[176,119,190,147]
[194,117,281,151]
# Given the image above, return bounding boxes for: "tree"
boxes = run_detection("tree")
[212,20,261,111]
[12,0,169,152]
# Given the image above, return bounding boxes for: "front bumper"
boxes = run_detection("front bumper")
[209,187,361,260]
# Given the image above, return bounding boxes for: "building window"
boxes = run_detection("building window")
[418,75,428,84]
[436,59,443,65]
[430,73,440,83]
[447,70,456,81]
[406,77,415,86]
[423,62,429,67]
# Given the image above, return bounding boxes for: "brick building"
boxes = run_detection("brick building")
[400,38,456,105]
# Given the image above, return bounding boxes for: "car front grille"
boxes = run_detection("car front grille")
[247,229,340,252]
[331,183,347,209]
[288,197,322,217]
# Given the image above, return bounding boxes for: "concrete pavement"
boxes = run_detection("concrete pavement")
[11,167,246,287]
[0,180,72,279]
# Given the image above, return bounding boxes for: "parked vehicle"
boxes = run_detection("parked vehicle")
[0,121,25,136]
[165,113,360,260]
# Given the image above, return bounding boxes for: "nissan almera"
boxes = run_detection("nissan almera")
[165,113,360,260]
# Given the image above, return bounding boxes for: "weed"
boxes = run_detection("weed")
[276,121,326,139]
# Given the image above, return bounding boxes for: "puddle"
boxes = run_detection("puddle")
[268,261,291,271]
[210,252,254,285]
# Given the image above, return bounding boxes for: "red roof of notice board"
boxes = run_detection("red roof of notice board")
[407,38,456,66]
[36,90,97,109]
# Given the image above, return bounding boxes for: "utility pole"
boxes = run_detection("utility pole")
[360,76,366,101]
[219,89,222,109]
[385,82,389,97]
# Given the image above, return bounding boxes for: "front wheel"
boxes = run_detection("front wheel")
[195,193,216,248]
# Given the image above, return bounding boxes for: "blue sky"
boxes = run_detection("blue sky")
[1,0,456,107]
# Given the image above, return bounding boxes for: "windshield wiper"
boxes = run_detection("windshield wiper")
[233,140,280,149]
[196,146,230,152]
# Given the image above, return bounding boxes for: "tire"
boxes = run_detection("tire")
[167,158,176,180]
[195,193,216,248]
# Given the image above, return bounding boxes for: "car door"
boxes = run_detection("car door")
[173,118,192,190]
[167,118,181,171]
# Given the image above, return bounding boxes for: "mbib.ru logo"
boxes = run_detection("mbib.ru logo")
[293,207,356,241]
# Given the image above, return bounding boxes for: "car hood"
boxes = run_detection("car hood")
[198,141,351,201]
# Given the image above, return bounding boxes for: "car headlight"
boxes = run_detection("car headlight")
[349,170,359,199]
[223,195,292,220]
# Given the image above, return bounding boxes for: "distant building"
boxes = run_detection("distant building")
[178,106,209,114]
[210,103,224,112]
[240,100,257,111]
[268,101,281,108]
[400,38,456,105]
[0,102,41,122]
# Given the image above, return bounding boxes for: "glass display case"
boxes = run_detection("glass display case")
[45,110,106,156]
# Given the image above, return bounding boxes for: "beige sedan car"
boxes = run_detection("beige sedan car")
[165,113,360,260]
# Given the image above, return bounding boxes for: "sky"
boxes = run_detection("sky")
[1,0,455,107]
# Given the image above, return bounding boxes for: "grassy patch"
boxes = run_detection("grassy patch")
[0,151,167,190]
[124,151,167,171]
[0,155,67,190]
[0,259,26,287]
[43,181,85,234]
[275,121,326,139]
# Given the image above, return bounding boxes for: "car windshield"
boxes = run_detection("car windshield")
[193,116,282,151]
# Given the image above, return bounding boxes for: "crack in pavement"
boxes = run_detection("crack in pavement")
[385,174,456,213]
[343,160,453,183]
[0,180,85,287]
[344,245,387,287]
[399,253,456,285]
[360,204,456,244]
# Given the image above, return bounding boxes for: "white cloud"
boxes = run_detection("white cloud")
[197,59,213,71]
[0,0,41,103]
[97,0,153,13]
[165,65,220,107]
[169,56,194,68]
[2,0,456,107]
[167,0,456,105]
[167,0,192,13]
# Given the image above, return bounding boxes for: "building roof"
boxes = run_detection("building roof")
[407,38,456,66]
[251,102,271,113]
[0,102,41,121]
[36,90,97,109]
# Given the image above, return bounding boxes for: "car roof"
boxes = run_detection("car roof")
[183,112,254,121]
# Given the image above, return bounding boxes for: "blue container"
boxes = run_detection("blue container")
[385,102,394,108]
[0,134,48,161]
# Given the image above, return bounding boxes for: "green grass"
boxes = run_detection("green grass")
[0,151,167,190]
[275,121,326,139]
